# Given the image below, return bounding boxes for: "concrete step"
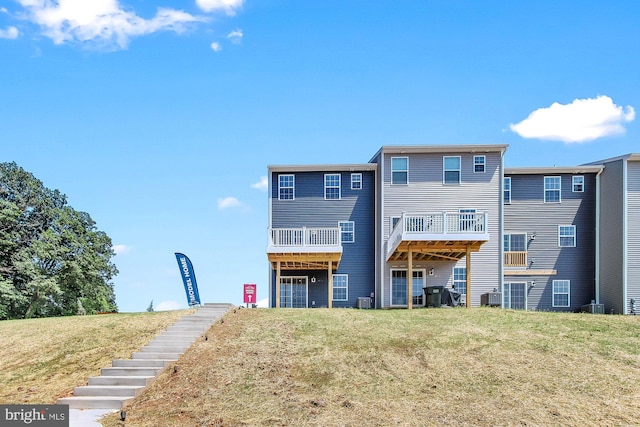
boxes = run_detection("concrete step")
[101,367,164,376]
[57,396,134,409]
[73,385,145,397]
[112,359,171,368]
[88,376,155,386]
[140,345,188,353]
[132,352,182,360]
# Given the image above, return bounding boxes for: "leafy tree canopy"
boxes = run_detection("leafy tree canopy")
[0,162,118,319]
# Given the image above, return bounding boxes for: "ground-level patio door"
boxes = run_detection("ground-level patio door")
[504,282,527,310]
[391,269,426,307]
[280,276,308,308]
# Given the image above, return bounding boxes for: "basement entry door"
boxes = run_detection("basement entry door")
[504,282,527,310]
[280,276,308,308]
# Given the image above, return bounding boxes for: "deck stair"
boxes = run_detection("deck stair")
[57,303,232,409]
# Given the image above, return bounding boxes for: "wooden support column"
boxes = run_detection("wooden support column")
[466,246,471,308]
[328,261,333,309]
[407,246,413,310]
[275,261,281,309]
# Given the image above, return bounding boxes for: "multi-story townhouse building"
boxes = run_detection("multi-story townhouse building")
[266,145,639,314]
[267,164,376,308]
[587,154,640,314]
[503,166,601,311]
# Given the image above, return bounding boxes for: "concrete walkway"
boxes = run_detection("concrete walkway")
[61,303,232,425]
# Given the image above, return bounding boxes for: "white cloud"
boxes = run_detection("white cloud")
[226,28,242,43]
[0,7,8,14]
[210,41,221,52]
[16,0,204,49]
[217,196,243,209]
[0,26,19,39]
[256,297,269,308]
[510,96,635,143]
[112,244,131,255]
[155,300,185,311]
[251,176,268,191]
[196,0,244,15]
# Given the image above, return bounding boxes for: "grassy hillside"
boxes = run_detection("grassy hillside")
[0,309,194,404]
[95,308,640,427]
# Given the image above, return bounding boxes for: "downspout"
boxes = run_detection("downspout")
[499,149,505,309]
[595,168,602,305]
[623,159,628,314]
[374,165,379,309]
[267,169,273,308]
[379,154,385,309]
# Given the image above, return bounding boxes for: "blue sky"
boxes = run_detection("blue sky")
[1,0,638,312]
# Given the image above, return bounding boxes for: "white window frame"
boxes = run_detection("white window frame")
[504,233,527,252]
[552,280,570,307]
[544,176,561,203]
[504,282,528,310]
[390,216,401,234]
[572,175,584,192]
[390,269,408,307]
[412,269,426,307]
[332,274,348,301]
[443,156,461,185]
[453,267,466,295]
[504,177,511,204]
[338,220,355,243]
[558,225,576,247]
[473,155,486,173]
[324,174,341,200]
[351,173,362,190]
[391,157,408,185]
[278,174,295,201]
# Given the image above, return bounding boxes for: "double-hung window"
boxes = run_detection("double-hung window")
[391,157,408,185]
[278,174,294,200]
[504,233,527,266]
[504,177,511,204]
[572,176,584,192]
[332,274,348,301]
[544,176,561,203]
[338,221,354,243]
[443,156,461,184]
[474,155,486,173]
[325,174,341,200]
[558,225,576,247]
[552,280,570,307]
[351,173,362,190]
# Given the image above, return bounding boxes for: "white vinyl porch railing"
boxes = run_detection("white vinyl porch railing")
[269,227,341,248]
[387,211,488,258]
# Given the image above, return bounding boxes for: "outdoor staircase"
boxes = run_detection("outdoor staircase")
[57,303,233,409]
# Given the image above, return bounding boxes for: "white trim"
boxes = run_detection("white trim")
[552,279,571,307]
[595,169,602,304]
[544,176,561,203]
[473,155,486,173]
[268,171,273,307]
[324,173,341,200]
[453,266,467,295]
[500,151,505,308]
[443,155,461,185]
[279,276,308,308]
[389,268,426,307]
[332,274,349,301]
[351,173,362,190]
[391,156,408,185]
[558,225,576,247]
[278,174,295,201]
[504,282,528,310]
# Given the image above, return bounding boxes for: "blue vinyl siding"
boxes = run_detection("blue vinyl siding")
[270,169,375,308]
[504,173,597,311]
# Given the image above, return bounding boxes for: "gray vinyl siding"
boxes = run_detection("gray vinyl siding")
[627,160,640,314]
[377,152,502,307]
[270,169,375,308]
[598,159,625,314]
[504,173,597,311]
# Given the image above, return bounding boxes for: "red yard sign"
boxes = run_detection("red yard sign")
[243,284,257,304]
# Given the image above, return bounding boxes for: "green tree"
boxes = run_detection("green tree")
[0,162,118,319]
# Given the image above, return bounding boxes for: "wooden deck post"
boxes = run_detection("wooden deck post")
[407,246,413,310]
[276,261,281,308]
[328,261,333,309]
[466,246,471,308]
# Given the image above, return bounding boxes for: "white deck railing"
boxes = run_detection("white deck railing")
[268,227,341,249]
[387,211,488,258]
